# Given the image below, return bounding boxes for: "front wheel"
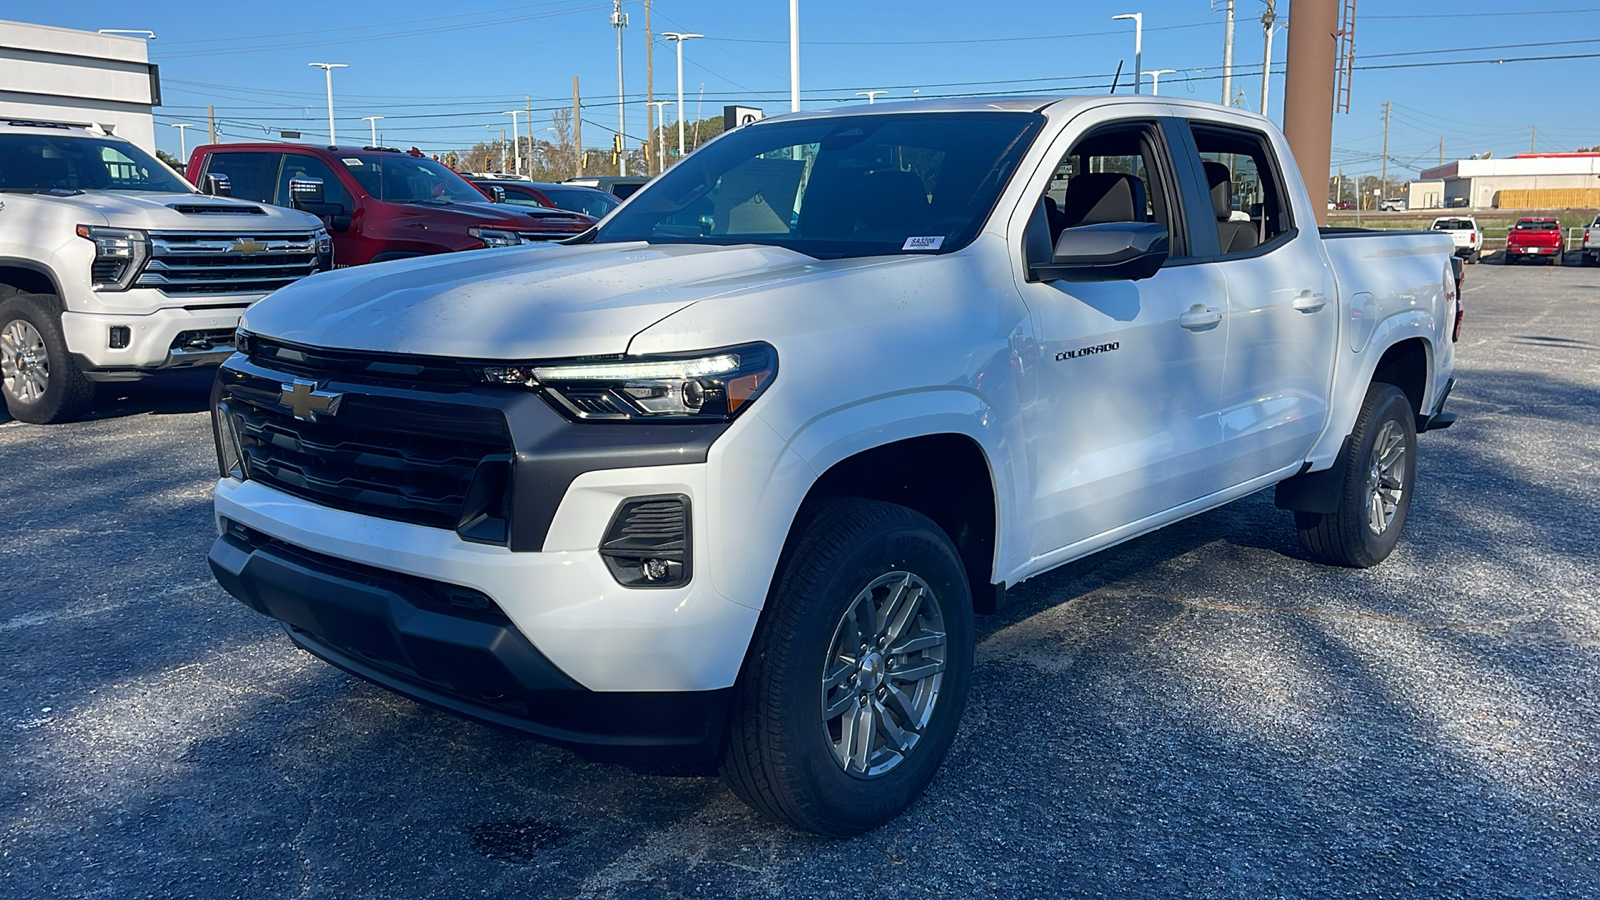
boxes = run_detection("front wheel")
[721,499,974,836]
[1294,383,1418,568]
[1,294,94,424]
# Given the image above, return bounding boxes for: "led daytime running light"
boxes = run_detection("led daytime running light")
[531,353,740,382]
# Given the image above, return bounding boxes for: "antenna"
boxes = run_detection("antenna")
[1109,60,1124,94]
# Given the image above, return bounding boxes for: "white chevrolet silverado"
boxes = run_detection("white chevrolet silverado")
[0,120,329,423]
[207,97,1459,835]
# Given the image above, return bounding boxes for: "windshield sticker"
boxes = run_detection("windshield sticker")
[341,158,365,166]
[903,236,944,251]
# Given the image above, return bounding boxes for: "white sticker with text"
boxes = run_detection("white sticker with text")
[902,236,945,251]
[341,158,365,166]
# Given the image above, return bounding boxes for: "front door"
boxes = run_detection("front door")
[1011,112,1233,563]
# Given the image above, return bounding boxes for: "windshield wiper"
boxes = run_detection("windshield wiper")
[0,187,85,196]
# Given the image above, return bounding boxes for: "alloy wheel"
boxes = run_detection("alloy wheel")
[0,319,49,403]
[1366,420,1407,535]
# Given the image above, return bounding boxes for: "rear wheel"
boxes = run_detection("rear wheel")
[1294,383,1417,568]
[1468,249,1480,264]
[721,499,974,836]
[0,294,94,424]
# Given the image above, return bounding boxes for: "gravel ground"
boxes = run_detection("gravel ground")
[2,261,1598,899]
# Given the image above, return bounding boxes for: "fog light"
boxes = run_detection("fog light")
[109,326,131,349]
[641,559,670,581]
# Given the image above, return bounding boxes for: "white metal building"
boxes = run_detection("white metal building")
[0,19,160,153]
[1415,153,1600,209]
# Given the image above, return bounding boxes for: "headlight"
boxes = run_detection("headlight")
[467,226,523,248]
[479,343,777,422]
[313,228,333,270]
[76,225,149,291]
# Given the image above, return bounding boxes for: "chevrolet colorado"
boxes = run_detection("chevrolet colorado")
[207,97,1458,835]
[0,120,328,423]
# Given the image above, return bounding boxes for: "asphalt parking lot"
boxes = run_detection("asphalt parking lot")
[3,260,1598,899]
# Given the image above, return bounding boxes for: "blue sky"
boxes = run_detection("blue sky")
[34,1,1600,179]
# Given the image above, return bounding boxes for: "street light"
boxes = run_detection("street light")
[855,90,887,104]
[503,111,522,176]
[790,0,800,112]
[308,63,348,145]
[1112,13,1143,94]
[172,123,191,158]
[649,100,672,169]
[1143,69,1176,95]
[662,32,703,163]
[361,116,383,147]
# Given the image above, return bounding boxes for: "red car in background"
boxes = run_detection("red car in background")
[1504,216,1564,265]
[185,145,592,267]
[467,178,620,220]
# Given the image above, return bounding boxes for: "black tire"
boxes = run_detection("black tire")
[1548,250,1562,266]
[1468,249,1480,265]
[0,294,94,424]
[1295,383,1418,568]
[1584,252,1599,267]
[721,498,975,836]
[1503,253,1517,265]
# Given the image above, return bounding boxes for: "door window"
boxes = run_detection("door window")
[274,154,352,210]
[201,152,282,204]
[1187,124,1293,255]
[1038,123,1186,257]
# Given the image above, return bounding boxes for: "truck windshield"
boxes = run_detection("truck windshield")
[592,112,1044,259]
[540,187,619,218]
[1515,220,1559,230]
[1434,219,1473,230]
[341,155,487,204]
[0,134,190,194]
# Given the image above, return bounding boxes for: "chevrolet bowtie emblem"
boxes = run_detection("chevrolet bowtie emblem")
[278,380,342,421]
[228,238,268,255]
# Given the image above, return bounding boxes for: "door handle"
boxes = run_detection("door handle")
[1293,291,1329,313]
[1179,304,1224,331]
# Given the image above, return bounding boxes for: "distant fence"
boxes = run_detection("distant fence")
[1476,227,1589,251]
[1496,188,1600,208]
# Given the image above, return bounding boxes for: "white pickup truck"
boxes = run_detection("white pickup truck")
[0,120,329,423]
[1431,215,1483,264]
[207,97,1459,835]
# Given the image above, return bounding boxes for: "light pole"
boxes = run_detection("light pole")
[611,0,629,176]
[1143,69,1176,95]
[649,100,672,168]
[789,0,800,112]
[308,63,348,144]
[503,111,522,175]
[362,116,383,147]
[1112,14,1143,94]
[172,123,191,158]
[662,32,703,163]
[855,90,887,104]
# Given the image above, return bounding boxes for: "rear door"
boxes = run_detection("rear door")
[1173,114,1339,483]
[1010,108,1233,559]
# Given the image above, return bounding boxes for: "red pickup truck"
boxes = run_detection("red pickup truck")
[185,144,592,267]
[1504,217,1564,266]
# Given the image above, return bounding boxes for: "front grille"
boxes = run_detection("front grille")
[137,232,320,296]
[244,335,488,387]
[223,383,513,535]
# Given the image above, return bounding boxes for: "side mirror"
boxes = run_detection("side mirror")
[289,175,325,205]
[203,172,232,197]
[1030,222,1169,283]
[488,185,507,203]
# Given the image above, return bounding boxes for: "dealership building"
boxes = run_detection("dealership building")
[0,19,161,153]
[1409,152,1600,210]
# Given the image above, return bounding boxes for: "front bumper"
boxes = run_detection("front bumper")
[208,521,730,764]
[62,303,257,375]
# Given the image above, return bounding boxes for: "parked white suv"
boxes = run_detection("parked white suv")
[1431,215,1483,264]
[0,120,329,423]
[208,97,1458,835]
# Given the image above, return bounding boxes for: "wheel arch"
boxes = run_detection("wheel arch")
[0,259,64,308]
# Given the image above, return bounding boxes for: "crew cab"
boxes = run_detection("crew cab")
[1431,215,1483,263]
[466,178,620,220]
[1504,216,1564,265]
[0,120,328,424]
[206,97,1458,836]
[1582,213,1599,267]
[185,145,592,268]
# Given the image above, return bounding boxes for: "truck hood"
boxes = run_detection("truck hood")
[242,241,844,360]
[64,191,324,231]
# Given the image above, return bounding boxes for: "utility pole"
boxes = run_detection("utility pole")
[207,105,215,144]
[645,0,654,175]
[1282,0,1339,226]
[1113,14,1143,94]
[1259,0,1278,117]
[362,116,382,147]
[308,63,348,145]
[573,76,583,177]
[526,96,534,176]
[1439,136,1444,166]
[790,0,800,111]
[1380,99,1390,207]
[611,0,629,177]
[1222,0,1235,106]
[1530,125,1536,153]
